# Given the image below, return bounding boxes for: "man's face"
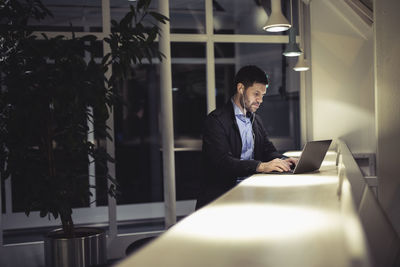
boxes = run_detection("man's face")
[243,82,267,113]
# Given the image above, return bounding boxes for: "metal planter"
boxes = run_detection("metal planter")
[44,227,107,267]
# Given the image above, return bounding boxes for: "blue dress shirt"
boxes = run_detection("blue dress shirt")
[231,99,254,161]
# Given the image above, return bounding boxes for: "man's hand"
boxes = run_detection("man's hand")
[284,157,298,167]
[256,157,298,173]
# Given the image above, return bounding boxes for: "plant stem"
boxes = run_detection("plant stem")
[61,212,75,237]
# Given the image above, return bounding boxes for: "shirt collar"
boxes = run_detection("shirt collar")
[231,98,249,123]
[231,98,245,117]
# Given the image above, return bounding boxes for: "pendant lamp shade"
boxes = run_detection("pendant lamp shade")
[294,54,309,71]
[283,27,302,57]
[263,0,291,32]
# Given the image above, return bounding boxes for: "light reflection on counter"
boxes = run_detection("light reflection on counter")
[175,204,342,242]
[284,150,337,158]
[240,175,338,188]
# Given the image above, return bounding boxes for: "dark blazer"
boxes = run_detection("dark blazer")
[196,101,282,209]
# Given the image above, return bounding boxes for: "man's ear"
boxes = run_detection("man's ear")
[237,83,244,94]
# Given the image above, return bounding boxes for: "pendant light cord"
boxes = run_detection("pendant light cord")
[290,0,293,25]
[298,0,304,55]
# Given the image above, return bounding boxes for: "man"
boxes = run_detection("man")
[196,65,298,209]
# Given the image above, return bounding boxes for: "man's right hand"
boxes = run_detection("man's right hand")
[256,158,292,173]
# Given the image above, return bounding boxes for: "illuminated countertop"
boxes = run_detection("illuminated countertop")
[117,152,371,267]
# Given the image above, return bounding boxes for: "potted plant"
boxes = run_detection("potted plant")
[0,0,167,265]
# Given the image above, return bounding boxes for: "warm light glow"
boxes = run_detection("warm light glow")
[263,25,291,32]
[283,51,302,57]
[240,175,338,188]
[175,204,342,241]
[293,66,310,71]
[340,179,370,261]
[283,151,302,158]
[284,150,336,158]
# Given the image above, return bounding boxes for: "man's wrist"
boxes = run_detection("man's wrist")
[256,161,262,172]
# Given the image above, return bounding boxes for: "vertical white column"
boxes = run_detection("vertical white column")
[102,0,118,241]
[375,0,400,235]
[299,0,313,147]
[158,0,176,228]
[205,0,216,114]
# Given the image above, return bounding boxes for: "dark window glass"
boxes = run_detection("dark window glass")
[175,151,202,201]
[94,137,109,207]
[171,63,205,201]
[170,0,205,34]
[90,41,104,58]
[215,43,235,58]
[27,0,102,32]
[1,179,5,213]
[113,65,163,204]
[172,64,207,139]
[113,59,207,204]
[171,43,206,58]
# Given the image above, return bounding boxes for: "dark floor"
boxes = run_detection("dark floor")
[3,218,165,245]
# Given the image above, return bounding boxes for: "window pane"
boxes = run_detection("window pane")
[213,0,299,35]
[172,64,206,139]
[172,43,206,58]
[1,179,5,214]
[175,151,202,201]
[114,65,163,204]
[28,0,102,32]
[170,0,205,34]
[94,137,109,207]
[170,42,206,201]
[215,43,300,150]
[171,63,205,201]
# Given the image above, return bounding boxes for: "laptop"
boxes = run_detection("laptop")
[270,140,332,174]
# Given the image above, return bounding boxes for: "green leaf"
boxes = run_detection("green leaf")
[80,34,97,42]
[137,0,148,10]
[40,209,48,218]
[111,19,119,27]
[52,211,59,219]
[106,173,117,183]
[102,53,111,65]
[149,11,169,23]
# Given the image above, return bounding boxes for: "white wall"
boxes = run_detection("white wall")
[309,0,375,153]
[375,0,400,236]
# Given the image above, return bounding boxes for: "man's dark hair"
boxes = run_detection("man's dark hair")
[231,65,269,96]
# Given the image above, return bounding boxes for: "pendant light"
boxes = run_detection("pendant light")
[294,54,309,71]
[294,0,309,71]
[283,0,302,57]
[263,0,291,32]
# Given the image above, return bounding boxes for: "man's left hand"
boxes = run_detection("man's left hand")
[284,157,299,168]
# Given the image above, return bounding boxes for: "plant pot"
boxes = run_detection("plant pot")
[44,227,107,267]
